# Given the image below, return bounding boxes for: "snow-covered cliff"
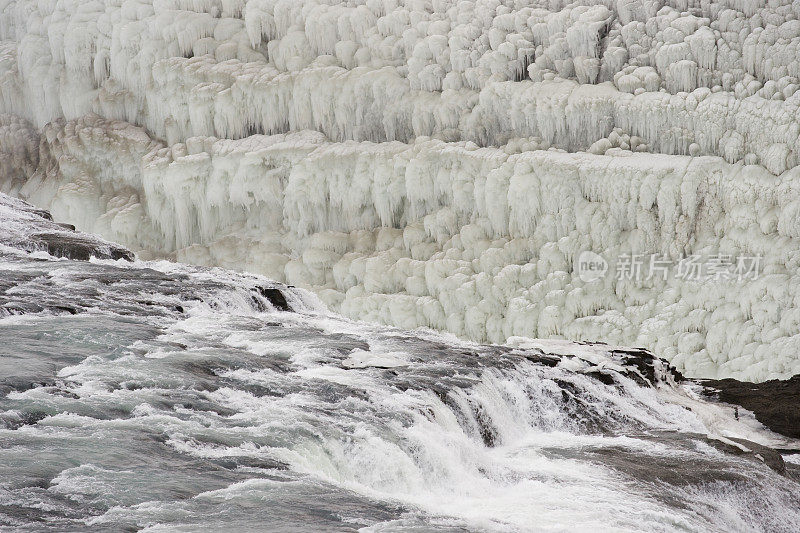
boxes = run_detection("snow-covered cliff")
[2,0,800,380]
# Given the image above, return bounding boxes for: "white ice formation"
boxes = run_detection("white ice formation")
[2,1,800,381]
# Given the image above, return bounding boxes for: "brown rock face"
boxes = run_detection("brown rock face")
[701,375,800,440]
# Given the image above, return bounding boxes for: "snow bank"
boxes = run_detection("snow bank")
[2,1,800,380]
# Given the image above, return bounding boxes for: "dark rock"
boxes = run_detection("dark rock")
[2,301,44,315]
[1,192,135,261]
[514,350,561,368]
[28,232,134,261]
[701,375,800,439]
[50,305,78,315]
[2,410,50,431]
[610,347,685,387]
[27,208,52,221]
[210,456,289,471]
[586,369,617,385]
[253,285,291,311]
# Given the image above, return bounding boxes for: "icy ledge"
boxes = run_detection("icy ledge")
[4,114,800,382]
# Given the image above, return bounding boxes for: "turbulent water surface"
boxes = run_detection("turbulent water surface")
[2,198,800,532]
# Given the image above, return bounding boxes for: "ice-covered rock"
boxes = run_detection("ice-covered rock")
[4,116,800,381]
[1,1,799,167]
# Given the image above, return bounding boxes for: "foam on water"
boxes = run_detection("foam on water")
[2,239,800,531]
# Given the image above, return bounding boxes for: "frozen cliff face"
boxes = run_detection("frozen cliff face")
[2,1,800,381]
[3,0,800,164]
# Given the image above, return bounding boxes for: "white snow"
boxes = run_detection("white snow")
[2,1,800,381]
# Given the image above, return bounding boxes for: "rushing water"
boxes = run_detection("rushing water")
[2,237,800,531]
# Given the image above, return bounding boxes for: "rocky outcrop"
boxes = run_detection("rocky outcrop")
[0,192,134,261]
[702,376,800,440]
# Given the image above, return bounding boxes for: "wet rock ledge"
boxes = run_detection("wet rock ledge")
[701,375,800,440]
[0,193,133,261]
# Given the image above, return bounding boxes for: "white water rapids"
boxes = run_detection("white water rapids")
[1,231,800,531]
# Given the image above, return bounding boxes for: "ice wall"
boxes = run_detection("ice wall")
[2,1,800,381]
[2,1,800,166]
